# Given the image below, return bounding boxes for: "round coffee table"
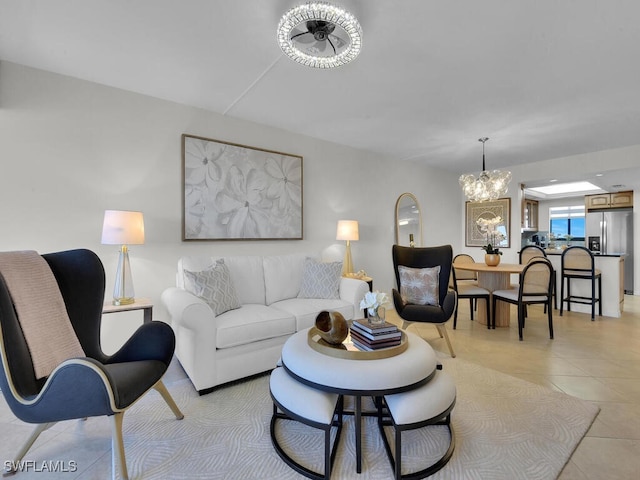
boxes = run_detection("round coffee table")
[280,327,438,473]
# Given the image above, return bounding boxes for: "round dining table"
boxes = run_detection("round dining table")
[454,262,525,327]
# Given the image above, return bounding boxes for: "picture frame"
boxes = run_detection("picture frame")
[465,198,511,248]
[182,134,303,240]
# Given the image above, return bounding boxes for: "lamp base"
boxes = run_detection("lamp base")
[112,245,136,306]
[112,297,135,306]
[342,241,354,276]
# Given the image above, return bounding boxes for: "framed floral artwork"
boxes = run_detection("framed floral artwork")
[182,134,303,240]
[465,198,511,248]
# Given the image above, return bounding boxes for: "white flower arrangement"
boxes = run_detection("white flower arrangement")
[359,291,389,317]
[476,216,505,255]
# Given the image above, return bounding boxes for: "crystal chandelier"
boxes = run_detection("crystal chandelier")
[459,137,512,202]
[277,2,363,69]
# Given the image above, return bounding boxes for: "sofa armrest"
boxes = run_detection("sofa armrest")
[339,277,369,317]
[161,287,221,391]
[160,287,217,333]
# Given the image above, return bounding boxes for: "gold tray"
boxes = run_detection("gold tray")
[307,326,408,360]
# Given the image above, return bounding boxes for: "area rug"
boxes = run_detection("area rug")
[131,358,600,479]
[12,359,598,479]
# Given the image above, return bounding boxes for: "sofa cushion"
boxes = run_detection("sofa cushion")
[223,256,266,305]
[215,304,296,349]
[297,258,342,299]
[399,265,441,306]
[271,298,354,332]
[263,254,308,305]
[183,260,241,316]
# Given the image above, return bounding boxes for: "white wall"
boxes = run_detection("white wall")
[0,61,462,335]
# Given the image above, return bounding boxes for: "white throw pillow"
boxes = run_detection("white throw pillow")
[297,258,342,299]
[184,260,241,316]
[398,265,441,307]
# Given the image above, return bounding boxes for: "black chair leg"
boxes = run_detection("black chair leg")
[485,297,491,329]
[491,296,497,330]
[469,298,474,321]
[453,298,458,330]
[548,299,554,339]
[591,275,596,320]
[598,276,602,317]
[518,303,524,341]
[559,275,564,316]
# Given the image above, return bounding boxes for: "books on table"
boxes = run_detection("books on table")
[352,318,398,334]
[350,319,401,350]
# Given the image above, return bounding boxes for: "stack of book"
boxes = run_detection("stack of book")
[350,319,402,351]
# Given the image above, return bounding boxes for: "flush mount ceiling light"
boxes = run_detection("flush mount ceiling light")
[459,137,512,202]
[277,2,363,68]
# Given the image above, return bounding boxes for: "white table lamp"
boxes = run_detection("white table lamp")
[336,220,359,276]
[101,210,145,305]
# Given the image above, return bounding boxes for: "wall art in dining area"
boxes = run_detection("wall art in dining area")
[182,134,303,240]
[465,198,511,248]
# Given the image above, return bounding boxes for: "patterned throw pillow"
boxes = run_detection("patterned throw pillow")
[297,258,342,299]
[398,265,441,306]
[183,260,241,316]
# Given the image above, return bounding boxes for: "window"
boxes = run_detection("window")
[549,206,585,240]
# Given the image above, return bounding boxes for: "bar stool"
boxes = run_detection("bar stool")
[560,246,602,321]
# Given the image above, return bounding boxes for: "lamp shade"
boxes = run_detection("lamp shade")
[101,210,145,245]
[336,220,359,242]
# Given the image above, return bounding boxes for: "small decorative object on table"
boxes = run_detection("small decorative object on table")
[314,310,348,345]
[359,291,389,325]
[477,216,504,266]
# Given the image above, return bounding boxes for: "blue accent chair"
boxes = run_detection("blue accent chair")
[0,249,183,479]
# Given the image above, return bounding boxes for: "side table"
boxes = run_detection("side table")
[102,297,153,323]
[343,274,373,317]
[343,274,372,291]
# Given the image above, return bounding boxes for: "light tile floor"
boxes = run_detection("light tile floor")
[389,294,640,480]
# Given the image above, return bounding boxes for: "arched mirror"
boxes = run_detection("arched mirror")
[395,193,423,247]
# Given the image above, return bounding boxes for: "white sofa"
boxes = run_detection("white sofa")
[161,253,369,394]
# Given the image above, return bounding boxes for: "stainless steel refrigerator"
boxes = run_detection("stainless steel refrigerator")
[586,209,634,293]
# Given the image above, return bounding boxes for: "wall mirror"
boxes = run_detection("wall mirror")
[395,193,423,247]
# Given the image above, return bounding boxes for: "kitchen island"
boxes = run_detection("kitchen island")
[545,250,625,318]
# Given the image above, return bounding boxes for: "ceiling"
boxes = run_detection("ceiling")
[1,0,639,184]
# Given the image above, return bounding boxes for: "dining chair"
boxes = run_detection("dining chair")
[0,249,184,480]
[519,245,546,264]
[392,244,456,357]
[491,258,554,341]
[519,245,557,310]
[560,246,602,320]
[450,263,490,330]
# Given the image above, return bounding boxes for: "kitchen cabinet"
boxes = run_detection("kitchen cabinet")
[585,191,634,211]
[522,199,538,230]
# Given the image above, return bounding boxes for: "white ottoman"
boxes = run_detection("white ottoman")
[269,367,343,480]
[380,370,456,479]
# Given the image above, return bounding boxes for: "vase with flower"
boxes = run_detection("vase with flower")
[477,216,505,266]
[359,291,389,325]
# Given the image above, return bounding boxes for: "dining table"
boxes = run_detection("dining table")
[454,262,526,327]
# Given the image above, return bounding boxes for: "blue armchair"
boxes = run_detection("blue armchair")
[0,249,183,479]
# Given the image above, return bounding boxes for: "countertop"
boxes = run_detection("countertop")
[544,249,625,257]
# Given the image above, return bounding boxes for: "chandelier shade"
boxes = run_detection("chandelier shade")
[277,2,363,69]
[459,138,512,202]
